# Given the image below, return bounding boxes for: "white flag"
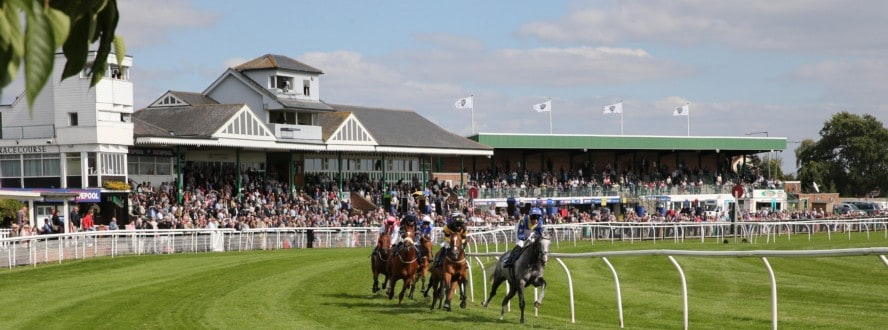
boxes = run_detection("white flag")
[673,104,689,116]
[454,96,473,109]
[603,102,623,114]
[533,100,551,112]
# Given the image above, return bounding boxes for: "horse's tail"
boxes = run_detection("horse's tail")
[486,252,507,281]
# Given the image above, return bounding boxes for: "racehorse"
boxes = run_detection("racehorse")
[482,235,550,323]
[370,232,391,293]
[412,234,434,293]
[386,236,419,305]
[435,234,468,311]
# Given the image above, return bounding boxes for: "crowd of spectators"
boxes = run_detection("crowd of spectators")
[122,163,476,231]
[468,161,782,196]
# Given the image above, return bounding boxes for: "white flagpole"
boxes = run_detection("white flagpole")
[620,100,624,135]
[470,94,475,135]
[686,103,690,136]
[548,97,552,134]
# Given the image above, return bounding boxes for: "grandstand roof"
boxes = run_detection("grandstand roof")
[470,133,786,153]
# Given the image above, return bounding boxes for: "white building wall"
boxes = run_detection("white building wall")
[205,75,266,123]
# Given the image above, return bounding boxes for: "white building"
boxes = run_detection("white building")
[0,52,134,227]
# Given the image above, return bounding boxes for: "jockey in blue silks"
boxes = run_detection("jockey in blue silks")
[418,215,434,240]
[504,207,545,268]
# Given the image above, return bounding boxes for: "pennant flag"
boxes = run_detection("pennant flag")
[603,102,623,114]
[674,104,689,116]
[533,100,552,112]
[454,96,473,109]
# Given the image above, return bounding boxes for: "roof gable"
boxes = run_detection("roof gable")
[215,107,275,141]
[149,91,218,107]
[325,114,378,145]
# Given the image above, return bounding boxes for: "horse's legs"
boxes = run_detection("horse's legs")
[499,283,518,320]
[398,277,410,306]
[484,275,504,308]
[517,284,527,324]
[442,272,453,311]
[533,277,547,308]
[459,278,467,309]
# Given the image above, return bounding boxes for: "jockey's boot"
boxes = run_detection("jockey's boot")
[503,247,518,268]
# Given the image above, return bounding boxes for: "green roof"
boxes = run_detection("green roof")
[470,133,786,152]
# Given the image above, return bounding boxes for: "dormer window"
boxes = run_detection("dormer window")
[269,75,296,94]
[303,80,310,96]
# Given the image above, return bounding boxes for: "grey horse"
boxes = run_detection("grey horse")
[482,235,550,323]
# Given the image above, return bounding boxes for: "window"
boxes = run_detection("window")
[80,63,93,78]
[1,155,20,177]
[101,153,125,175]
[67,153,81,176]
[269,75,295,93]
[108,64,129,80]
[303,80,310,96]
[121,113,132,123]
[68,113,78,126]
[22,153,59,177]
[128,156,172,176]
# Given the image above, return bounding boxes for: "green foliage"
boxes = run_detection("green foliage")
[0,0,124,111]
[797,112,888,197]
[0,199,24,227]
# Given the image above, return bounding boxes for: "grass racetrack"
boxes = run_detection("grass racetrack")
[2,232,887,329]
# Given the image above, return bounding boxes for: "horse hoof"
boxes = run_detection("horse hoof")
[460,301,466,309]
[534,301,541,309]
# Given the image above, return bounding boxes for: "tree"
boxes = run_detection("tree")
[796,112,888,197]
[0,0,124,110]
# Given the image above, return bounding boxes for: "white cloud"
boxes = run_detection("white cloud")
[518,0,888,54]
[791,59,888,102]
[117,0,219,48]
[398,46,690,86]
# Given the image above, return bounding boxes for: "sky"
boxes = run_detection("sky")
[5,0,888,174]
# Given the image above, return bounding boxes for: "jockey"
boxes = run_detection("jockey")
[395,214,419,255]
[399,214,418,241]
[434,212,468,266]
[504,207,545,268]
[418,215,434,241]
[379,215,399,247]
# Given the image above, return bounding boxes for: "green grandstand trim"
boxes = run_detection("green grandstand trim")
[469,133,786,152]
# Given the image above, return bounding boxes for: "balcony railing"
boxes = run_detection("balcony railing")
[1,125,55,139]
[273,123,321,141]
[473,183,757,199]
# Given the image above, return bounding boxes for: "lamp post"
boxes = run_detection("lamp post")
[745,131,770,181]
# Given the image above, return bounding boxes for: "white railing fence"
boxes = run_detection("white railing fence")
[469,226,888,329]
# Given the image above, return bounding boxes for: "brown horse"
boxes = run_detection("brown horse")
[412,234,434,293]
[371,232,391,293]
[424,250,445,310]
[436,234,468,311]
[386,236,419,305]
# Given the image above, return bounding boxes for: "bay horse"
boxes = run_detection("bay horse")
[434,234,468,311]
[370,232,391,293]
[482,235,550,323]
[412,234,434,294]
[386,236,419,305]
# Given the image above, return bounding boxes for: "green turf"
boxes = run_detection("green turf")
[1,232,887,329]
